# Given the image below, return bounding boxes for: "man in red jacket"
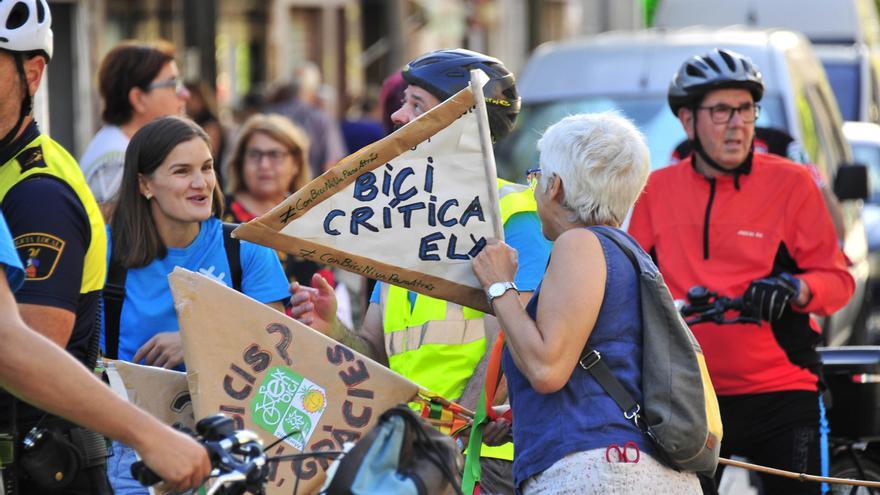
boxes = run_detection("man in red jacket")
[629,49,853,494]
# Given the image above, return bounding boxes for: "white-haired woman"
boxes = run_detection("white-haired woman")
[472,113,701,494]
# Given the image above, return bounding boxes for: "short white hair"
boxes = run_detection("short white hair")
[537,112,650,226]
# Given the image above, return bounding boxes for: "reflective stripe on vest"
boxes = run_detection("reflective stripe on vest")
[384,297,486,357]
[381,178,537,461]
[0,134,107,293]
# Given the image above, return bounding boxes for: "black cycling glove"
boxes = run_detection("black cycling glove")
[742,273,800,322]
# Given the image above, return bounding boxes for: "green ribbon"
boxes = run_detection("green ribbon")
[461,389,489,494]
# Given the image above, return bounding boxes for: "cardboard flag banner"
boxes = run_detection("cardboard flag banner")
[169,268,421,494]
[104,360,195,432]
[234,72,502,313]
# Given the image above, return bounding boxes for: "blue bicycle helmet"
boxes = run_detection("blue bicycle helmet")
[402,48,521,142]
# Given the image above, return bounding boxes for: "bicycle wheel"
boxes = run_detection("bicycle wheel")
[829,454,880,495]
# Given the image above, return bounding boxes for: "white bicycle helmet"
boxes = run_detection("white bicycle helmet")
[0,0,53,59]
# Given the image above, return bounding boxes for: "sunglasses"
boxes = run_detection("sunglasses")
[147,78,186,96]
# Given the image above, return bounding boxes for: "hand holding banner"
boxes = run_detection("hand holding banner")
[234,73,502,313]
[169,268,421,494]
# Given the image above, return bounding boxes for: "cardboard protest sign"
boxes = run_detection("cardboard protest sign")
[104,361,193,495]
[234,73,502,313]
[104,359,195,432]
[169,268,421,494]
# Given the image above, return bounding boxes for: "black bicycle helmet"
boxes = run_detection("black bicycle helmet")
[402,48,521,142]
[668,49,764,187]
[668,48,763,115]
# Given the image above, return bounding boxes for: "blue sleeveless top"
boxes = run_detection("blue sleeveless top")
[502,227,651,490]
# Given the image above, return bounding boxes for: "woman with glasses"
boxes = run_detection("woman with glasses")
[223,114,329,286]
[79,40,190,218]
[106,116,290,494]
[472,113,702,494]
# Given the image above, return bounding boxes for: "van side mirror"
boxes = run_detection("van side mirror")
[834,163,869,201]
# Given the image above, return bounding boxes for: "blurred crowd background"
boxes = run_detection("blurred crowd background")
[37,0,647,166]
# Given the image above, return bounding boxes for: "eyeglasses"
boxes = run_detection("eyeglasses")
[525,167,542,191]
[147,78,185,95]
[697,103,761,124]
[245,148,291,164]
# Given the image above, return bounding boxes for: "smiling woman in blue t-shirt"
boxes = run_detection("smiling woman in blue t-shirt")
[105,116,289,494]
[107,116,289,369]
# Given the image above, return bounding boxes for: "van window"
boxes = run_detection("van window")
[870,62,880,122]
[823,61,861,121]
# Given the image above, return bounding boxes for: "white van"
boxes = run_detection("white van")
[654,0,880,47]
[654,0,880,124]
[497,26,870,345]
[844,121,880,306]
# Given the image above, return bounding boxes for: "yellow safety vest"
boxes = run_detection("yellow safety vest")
[380,178,537,461]
[0,133,107,295]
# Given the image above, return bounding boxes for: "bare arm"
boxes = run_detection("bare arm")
[458,349,490,410]
[318,301,386,362]
[456,290,532,409]
[18,303,74,347]
[0,276,211,492]
[473,233,605,394]
[289,274,385,360]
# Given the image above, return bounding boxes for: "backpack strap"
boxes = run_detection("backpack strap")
[104,223,241,360]
[103,259,128,360]
[588,227,693,471]
[580,227,644,425]
[590,226,641,273]
[222,222,242,292]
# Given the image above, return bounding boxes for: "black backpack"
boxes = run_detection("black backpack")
[103,223,242,359]
[324,405,463,495]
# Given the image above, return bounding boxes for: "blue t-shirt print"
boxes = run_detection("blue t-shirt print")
[114,218,289,368]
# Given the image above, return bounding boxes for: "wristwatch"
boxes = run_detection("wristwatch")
[487,281,519,304]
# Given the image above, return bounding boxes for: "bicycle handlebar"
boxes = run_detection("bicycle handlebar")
[678,286,762,326]
[131,416,270,495]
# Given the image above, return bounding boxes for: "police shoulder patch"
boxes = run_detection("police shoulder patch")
[14,233,65,280]
[16,145,47,173]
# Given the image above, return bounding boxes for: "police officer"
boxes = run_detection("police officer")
[0,1,111,492]
[0,212,211,493]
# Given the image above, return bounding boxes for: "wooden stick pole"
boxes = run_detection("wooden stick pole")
[720,457,880,488]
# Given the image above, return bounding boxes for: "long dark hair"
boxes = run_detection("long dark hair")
[110,116,222,268]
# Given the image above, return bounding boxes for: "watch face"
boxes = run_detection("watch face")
[489,282,514,299]
[489,283,504,298]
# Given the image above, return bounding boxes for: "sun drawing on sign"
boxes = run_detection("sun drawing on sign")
[302,389,326,413]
